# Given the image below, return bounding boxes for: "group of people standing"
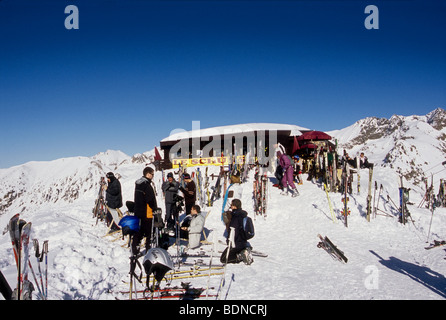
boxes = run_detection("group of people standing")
[102,167,205,257]
[101,166,255,266]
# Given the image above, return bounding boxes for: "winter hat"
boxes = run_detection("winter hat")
[106,172,115,179]
[183,173,191,179]
[167,172,174,179]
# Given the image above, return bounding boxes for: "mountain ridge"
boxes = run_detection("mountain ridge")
[1,108,444,216]
[328,107,446,184]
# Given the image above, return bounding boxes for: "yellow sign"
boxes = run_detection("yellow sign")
[171,156,246,168]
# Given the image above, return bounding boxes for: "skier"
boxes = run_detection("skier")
[180,173,196,215]
[162,172,179,231]
[279,152,299,197]
[104,172,123,230]
[180,205,205,249]
[220,199,253,265]
[359,152,373,169]
[132,167,159,256]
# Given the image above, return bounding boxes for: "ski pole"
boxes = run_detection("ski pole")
[28,260,44,300]
[33,239,45,299]
[42,240,48,299]
[426,205,435,242]
[217,227,234,300]
[206,232,215,299]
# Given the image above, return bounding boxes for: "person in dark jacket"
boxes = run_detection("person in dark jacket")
[104,172,123,209]
[220,199,253,265]
[162,172,179,230]
[180,173,196,215]
[104,172,123,230]
[132,167,158,256]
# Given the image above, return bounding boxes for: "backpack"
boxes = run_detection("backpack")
[242,216,255,240]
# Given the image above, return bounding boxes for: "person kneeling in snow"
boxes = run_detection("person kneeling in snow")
[220,199,253,265]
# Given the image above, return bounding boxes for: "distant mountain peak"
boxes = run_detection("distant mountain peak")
[426,107,446,130]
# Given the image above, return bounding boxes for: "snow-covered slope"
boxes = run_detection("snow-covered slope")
[0,150,161,217]
[1,109,445,301]
[328,108,446,186]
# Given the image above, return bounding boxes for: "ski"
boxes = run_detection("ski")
[356,156,360,195]
[171,248,211,258]
[174,266,225,274]
[341,196,350,218]
[317,234,348,263]
[324,183,336,223]
[92,177,106,223]
[124,270,224,283]
[373,181,378,218]
[205,233,216,298]
[8,214,24,300]
[253,165,267,220]
[261,173,268,218]
[210,167,224,206]
[221,183,234,223]
[178,260,223,267]
[117,293,217,300]
[119,282,215,294]
[8,214,21,267]
[118,285,215,295]
[425,240,446,250]
[342,163,349,228]
[217,250,267,258]
[218,240,267,257]
[366,167,373,222]
[19,222,34,300]
[0,269,12,300]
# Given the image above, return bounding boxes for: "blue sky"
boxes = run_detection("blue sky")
[0,0,445,168]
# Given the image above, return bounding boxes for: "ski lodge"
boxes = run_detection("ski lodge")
[156,123,333,169]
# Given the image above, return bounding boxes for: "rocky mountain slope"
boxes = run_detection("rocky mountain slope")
[329,108,446,185]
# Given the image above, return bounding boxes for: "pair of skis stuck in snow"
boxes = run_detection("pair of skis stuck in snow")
[4,214,49,300]
[317,234,348,263]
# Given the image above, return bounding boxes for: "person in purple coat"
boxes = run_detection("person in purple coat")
[279,152,299,197]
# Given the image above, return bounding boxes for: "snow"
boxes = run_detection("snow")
[1,164,445,301]
[161,123,310,142]
[1,113,446,301]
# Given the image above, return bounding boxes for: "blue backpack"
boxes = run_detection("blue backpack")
[243,216,255,240]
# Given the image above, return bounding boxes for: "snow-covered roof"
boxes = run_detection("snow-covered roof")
[161,123,310,142]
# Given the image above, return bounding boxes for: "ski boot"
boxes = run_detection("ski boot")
[237,248,254,265]
[291,188,299,197]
